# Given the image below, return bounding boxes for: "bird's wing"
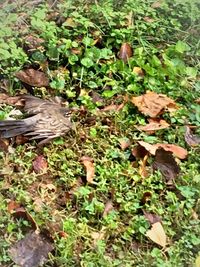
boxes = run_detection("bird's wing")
[0,114,40,138]
[21,95,60,115]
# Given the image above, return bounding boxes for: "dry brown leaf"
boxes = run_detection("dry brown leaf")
[15,69,49,87]
[146,222,167,248]
[133,67,144,77]
[144,17,155,23]
[139,154,149,178]
[24,35,44,51]
[81,156,95,183]
[9,231,54,267]
[119,138,131,150]
[143,210,161,224]
[153,148,180,183]
[33,155,48,173]
[195,98,200,104]
[125,11,134,27]
[91,230,105,247]
[185,126,200,147]
[103,200,114,217]
[101,102,125,112]
[0,138,9,152]
[132,91,178,117]
[135,118,170,132]
[8,200,21,213]
[8,201,38,230]
[118,43,133,63]
[132,144,148,159]
[138,141,188,160]
[151,1,162,8]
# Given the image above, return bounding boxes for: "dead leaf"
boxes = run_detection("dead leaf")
[132,144,148,159]
[153,148,180,183]
[144,17,155,23]
[195,98,200,104]
[8,200,21,213]
[91,227,106,247]
[119,138,131,150]
[9,231,54,267]
[151,1,162,8]
[143,210,161,224]
[8,201,37,230]
[118,43,133,63]
[0,138,9,152]
[15,135,29,145]
[89,91,104,106]
[24,35,44,51]
[81,156,95,183]
[64,17,77,27]
[33,155,48,173]
[139,154,149,178]
[103,200,114,217]
[135,118,170,132]
[185,126,200,147]
[146,222,167,248]
[133,67,144,77]
[15,69,49,87]
[132,91,178,117]
[101,102,125,112]
[0,93,9,103]
[125,11,134,27]
[71,48,82,55]
[138,141,188,160]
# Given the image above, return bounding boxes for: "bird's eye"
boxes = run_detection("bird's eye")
[64,110,72,117]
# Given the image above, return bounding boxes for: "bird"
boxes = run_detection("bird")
[0,95,73,145]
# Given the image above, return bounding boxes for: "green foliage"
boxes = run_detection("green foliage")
[0,0,199,266]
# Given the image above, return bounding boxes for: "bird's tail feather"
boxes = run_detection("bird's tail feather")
[0,120,27,138]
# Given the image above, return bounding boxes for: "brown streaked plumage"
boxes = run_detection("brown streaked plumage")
[0,95,72,145]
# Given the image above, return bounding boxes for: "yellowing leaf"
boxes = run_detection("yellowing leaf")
[146,222,167,248]
[81,156,95,183]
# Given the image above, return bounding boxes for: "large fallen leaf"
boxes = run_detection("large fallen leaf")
[184,126,200,147]
[146,222,167,248]
[153,148,180,183]
[132,91,178,117]
[81,156,95,183]
[138,141,188,159]
[9,231,54,267]
[15,69,49,87]
[118,43,133,63]
[135,118,170,132]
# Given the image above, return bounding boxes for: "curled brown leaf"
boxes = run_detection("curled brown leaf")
[118,43,133,63]
[81,156,95,183]
[185,126,200,147]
